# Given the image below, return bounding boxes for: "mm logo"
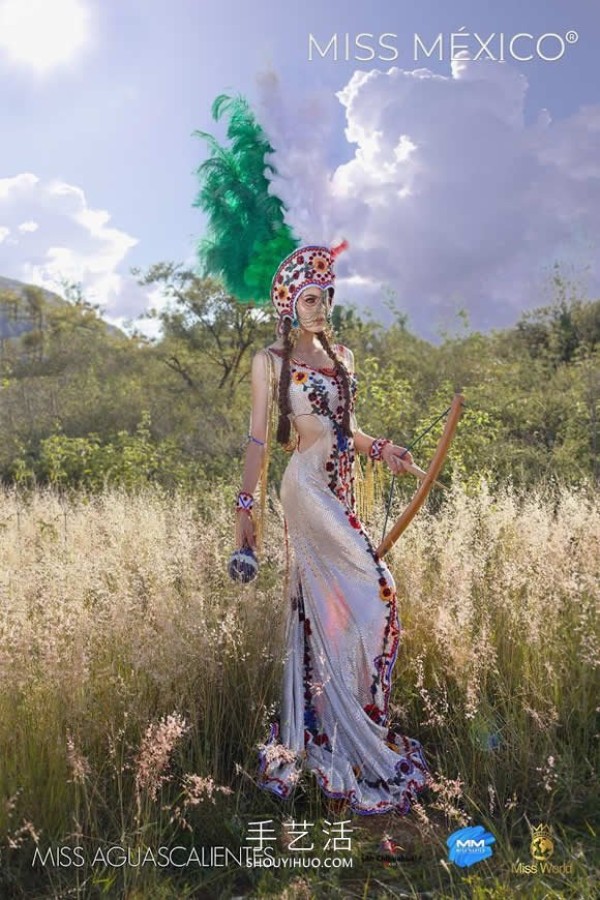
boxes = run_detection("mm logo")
[447,826,495,868]
[456,838,486,850]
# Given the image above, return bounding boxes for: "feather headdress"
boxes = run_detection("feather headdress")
[193,93,298,304]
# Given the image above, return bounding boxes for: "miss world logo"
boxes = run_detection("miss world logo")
[447,825,496,868]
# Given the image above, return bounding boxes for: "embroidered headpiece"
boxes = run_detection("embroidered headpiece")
[270,240,348,332]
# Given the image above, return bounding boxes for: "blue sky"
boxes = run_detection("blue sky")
[0,0,599,339]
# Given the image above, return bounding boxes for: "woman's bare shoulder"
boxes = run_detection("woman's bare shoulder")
[261,344,285,365]
[253,345,283,379]
[254,344,282,360]
[335,343,355,369]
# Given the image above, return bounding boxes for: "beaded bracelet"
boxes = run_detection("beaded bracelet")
[247,433,265,447]
[369,437,392,461]
[236,490,254,512]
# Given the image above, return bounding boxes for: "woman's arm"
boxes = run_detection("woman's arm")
[353,426,381,457]
[354,427,415,476]
[235,349,271,550]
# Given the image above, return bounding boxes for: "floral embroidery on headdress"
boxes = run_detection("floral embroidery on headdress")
[271,240,348,332]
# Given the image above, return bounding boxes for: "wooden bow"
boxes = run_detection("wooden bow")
[375,392,466,559]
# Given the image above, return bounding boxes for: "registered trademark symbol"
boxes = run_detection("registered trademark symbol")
[565,31,578,44]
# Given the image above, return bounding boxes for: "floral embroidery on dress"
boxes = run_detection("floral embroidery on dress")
[256,346,430,814]
[290,363,358,512]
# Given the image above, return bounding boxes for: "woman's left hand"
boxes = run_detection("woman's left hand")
[382,443,414,475]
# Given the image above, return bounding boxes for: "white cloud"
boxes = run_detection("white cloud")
[0,0,91,75]
[258,59,600,339]
[256,68,343,247]
[17,220,39,233]
[0,172,162,335]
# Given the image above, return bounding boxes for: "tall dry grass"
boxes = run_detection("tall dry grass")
[0,480,598,897]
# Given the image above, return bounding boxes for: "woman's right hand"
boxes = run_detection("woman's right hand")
[235,510,256,551]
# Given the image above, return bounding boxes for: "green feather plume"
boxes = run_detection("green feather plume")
[192,94,298,304]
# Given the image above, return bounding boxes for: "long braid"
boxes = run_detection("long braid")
[276,317,294,446]
[316,327,353,438]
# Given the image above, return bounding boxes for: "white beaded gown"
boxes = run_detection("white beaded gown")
[257,346,430,815]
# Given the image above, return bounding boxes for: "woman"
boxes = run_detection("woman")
[235,242,431,816]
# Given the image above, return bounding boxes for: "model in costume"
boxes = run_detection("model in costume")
[234,242,432,816]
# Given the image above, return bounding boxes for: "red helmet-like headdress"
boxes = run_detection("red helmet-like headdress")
[270,240,348,332]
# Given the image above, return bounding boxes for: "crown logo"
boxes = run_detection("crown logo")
[530,823,554,861]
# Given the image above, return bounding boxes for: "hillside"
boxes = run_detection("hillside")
[0,275,125,340]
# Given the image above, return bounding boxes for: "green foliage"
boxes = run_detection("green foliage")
[354,355,416,442]
[2,269,600,493]
[192,93,297,303]
[10,412,203,492]
[133,263,275,392]
[516,266,600,364]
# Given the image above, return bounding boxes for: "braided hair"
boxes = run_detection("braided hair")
[316,327,353,439]
[275,319,354,447]
[276,317,295,446]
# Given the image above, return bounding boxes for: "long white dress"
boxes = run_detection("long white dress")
[257,347,430,815]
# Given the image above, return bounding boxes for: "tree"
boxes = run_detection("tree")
[134,263,275,392]
[515,268,600,366]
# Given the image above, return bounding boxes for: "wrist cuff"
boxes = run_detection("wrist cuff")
[236,491,254,511]
[369,437,391,461]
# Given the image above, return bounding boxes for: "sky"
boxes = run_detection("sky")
[0,0,599,341]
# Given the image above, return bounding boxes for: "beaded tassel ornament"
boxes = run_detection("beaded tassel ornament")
[252,347,279,555]
[355,455,388,527]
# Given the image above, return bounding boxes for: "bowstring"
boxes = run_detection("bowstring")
[380,405,453,544]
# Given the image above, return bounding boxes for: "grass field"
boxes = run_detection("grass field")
[0,480,598,898]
